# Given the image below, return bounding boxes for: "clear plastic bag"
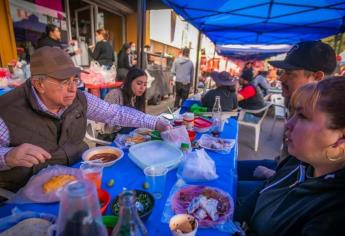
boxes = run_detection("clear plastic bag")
[161,179,241,233]
[7,165,83,204]
[161,126,191,151]
[177,149,218,183]
[198,134,235,154]
[0,207,56,233]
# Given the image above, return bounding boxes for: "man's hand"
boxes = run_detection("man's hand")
[74,48,81,55]
[155,119,172,132]
[5,143,51,168]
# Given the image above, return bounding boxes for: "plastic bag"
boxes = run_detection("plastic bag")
[7,165,83,204]
[161,126,191,151]
[198,134,235,154]
[0,207,55,233]
[161,179,240,233]
[177,149,218,182]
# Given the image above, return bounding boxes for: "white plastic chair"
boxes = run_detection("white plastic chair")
[269,94,287,137]
[85,120,112,146]
[238,102,272,152]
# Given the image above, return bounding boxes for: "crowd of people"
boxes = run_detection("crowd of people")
[1,21,345,235]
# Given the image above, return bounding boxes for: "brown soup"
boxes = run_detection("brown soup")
[89,153,119,163]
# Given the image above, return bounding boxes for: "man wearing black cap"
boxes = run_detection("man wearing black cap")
[248,40,337,179]
[0,47,170,192]
[269,40,336,107]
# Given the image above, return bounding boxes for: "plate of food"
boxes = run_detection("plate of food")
[133,128,153,136]
[114,133,149,149]
[171,185,234,227]
[82,146,124,167]
[22,165,83,203]
[198,134,235,153]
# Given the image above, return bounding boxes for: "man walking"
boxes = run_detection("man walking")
[171,48,194,109]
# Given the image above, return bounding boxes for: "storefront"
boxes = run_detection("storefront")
[1,0,150,68]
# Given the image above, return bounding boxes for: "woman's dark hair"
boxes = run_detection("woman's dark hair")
[38,24,58,41]
[122,67,147,112]
[118,43,130,57]
[45,24,58,36]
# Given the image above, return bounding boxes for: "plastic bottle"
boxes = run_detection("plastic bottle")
[180,143,190,154]
[211,96,222,137]
[183,112,194,131]
[57,181,107,236]
[112,191,147,236]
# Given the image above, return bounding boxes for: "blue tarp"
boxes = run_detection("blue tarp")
[162,0,345,45]
[216,44,292,60]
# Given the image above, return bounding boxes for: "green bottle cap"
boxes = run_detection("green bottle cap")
[181,143,189,149]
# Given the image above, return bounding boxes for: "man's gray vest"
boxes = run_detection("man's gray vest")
[0,80,88,192]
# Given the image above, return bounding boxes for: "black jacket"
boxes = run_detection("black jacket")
[37,36,75,57]
[88,41,114,66]
[236,156,345,236]
[201,86,237,112]
[238,83,265,110]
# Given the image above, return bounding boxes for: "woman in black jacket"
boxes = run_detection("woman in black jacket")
[235,77,345,236]
[88,28,114,68]
[116,43,132,81]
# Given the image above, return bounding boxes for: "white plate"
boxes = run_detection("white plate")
[82,146,124,167]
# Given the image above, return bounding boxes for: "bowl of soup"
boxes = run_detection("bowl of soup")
[82,146,124,167]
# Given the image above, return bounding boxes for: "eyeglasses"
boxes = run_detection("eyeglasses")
[45,77,81,89]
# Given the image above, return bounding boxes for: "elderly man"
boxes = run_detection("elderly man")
[0,47,169,192]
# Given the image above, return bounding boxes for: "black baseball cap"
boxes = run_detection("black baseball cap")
[268,41,336,75]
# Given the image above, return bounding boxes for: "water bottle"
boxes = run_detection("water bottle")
[211,96,222,137]
[56,181,107,236]
[112,191,147,236]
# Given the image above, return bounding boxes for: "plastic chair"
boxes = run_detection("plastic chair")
[85,120,112,146]
[238,102,272,152]
[269,94,287,137]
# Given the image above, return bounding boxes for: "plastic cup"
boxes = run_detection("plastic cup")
[80,163,103,189]
[143,166,168,199]
[169,214,198,236]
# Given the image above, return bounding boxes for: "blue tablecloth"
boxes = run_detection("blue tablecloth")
[0,118,238,235]
[0,88,12,96]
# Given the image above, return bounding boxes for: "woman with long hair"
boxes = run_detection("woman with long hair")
[99,68,148,140]
[117,43,132,81]
[106,67,147,112]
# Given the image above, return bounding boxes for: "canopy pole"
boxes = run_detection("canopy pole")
[137,0,146,69]
[194,31,202,94]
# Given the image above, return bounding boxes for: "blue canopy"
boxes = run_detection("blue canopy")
[216,44,291,60]
[162,0,345,45]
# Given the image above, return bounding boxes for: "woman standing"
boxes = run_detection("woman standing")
[117,43,132,81]
[88,28,114,68]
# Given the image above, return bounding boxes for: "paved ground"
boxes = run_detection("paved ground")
[146,95,175,115]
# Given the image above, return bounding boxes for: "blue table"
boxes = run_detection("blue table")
[0,118,238,235]
[0,88,12,96]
